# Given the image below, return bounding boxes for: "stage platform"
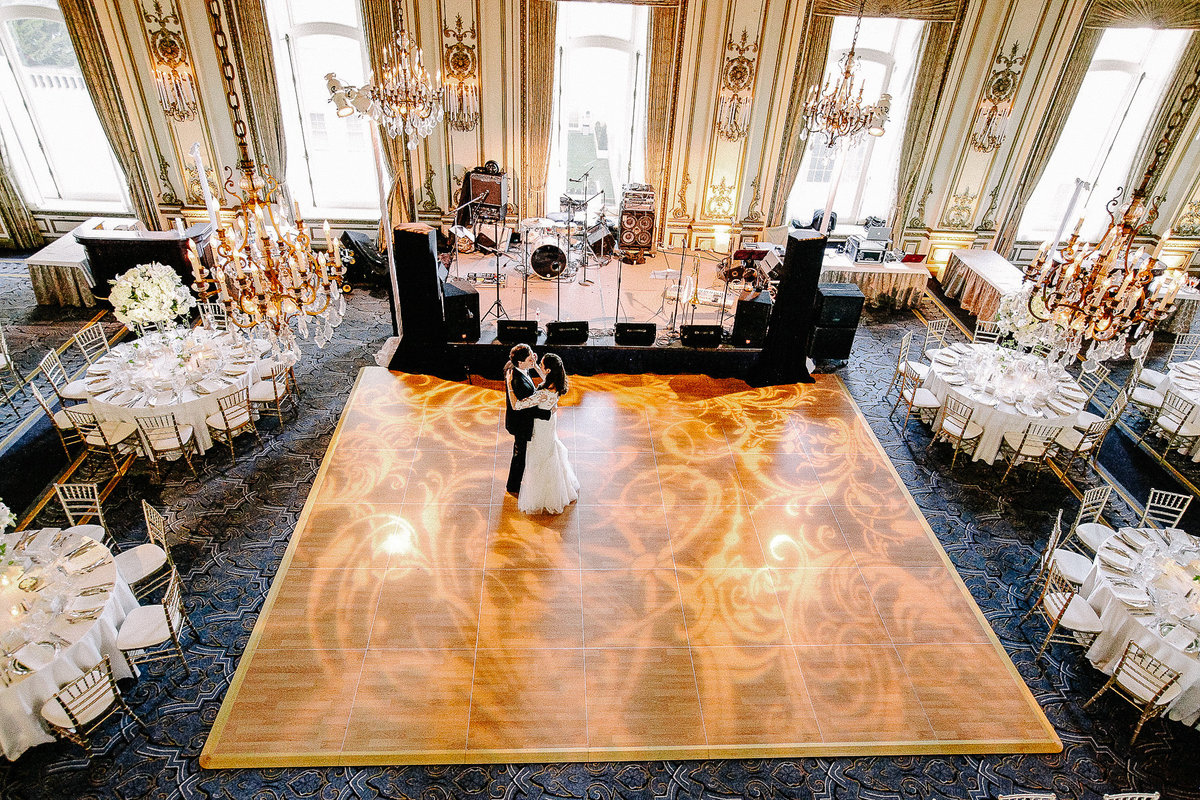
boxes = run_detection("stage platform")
[200,367,1059,767]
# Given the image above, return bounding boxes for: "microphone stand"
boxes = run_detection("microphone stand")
[447,193,487,278]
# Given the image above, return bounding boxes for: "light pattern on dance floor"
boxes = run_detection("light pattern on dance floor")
[201,367,1059,766]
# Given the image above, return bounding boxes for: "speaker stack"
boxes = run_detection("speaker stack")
[731,292,773,348]
[546,321,589,345]
[496,319,539,345]
[442,279,480,343]
[809,282,865,360]
[614,322,656,346]
[618,184,655,263]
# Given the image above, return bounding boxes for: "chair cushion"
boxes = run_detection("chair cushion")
[1075,521,1114,551]
[1052,548,1093,584]
[1131,387,1165,408]
[206,406,251,430]
[84,420,137,447]
[248,379,287,403]
[1074,411,1103,430]
[149,424,194,452]
[1153,414,1200,438]
[1056,427,1095,451]
[940,416,983,441]
[1002,430,1054,456]
[52,409,76,430]
[1138,368,1166,390]
[116,603,170,652]
[1116,667,1185,706]
[114,543,167,585]
[902,386,940,408]
[1043,591,1103,634]
[41,687,116,729]
[904,361,929,381]
[61,379,90,401]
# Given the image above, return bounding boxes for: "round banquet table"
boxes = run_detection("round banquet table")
[1156,360,1200,462]
[0,528,139,759]
[84,328,265,454]
[922,343,1087,463]
[1082,526,1200,726]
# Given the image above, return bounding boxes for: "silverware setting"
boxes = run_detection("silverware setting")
[51,530,71,547]
[65,541,97,560]
[77,559,107,575]
[66,609,102,623]
[79,583,112,597]
[15,530,39,550]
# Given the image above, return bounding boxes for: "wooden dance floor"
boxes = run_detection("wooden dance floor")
[201,367,1059,767]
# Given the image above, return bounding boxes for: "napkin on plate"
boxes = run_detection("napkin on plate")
[1164,624,1198,652]
[1099,550,1133,572]
[12,641,56,671]
[198,378,227,394]
[66,595,105,614]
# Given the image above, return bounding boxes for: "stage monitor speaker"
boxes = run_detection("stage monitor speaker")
[731,292,773,348]
[468,172,508,218]
[614,322,656,346]
[497,319,538,345]
[814,282,865,327]
[442,279,480,343]
[618,208,655,250]
[339,231,387,287]
[546,320,589,345]
[680,324,723,349]
[809,325,857,360]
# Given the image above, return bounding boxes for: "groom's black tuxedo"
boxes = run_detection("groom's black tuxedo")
[505,367,552,494]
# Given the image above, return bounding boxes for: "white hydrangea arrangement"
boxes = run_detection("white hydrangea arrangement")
[0,499,14,535]
[109,262,197,330]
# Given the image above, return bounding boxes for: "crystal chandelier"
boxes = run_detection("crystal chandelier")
[1022,192,1185,363]
[190,0,346,364]
[1021,62,1200,365]
[802,1,891,147]
[325,3,443,148]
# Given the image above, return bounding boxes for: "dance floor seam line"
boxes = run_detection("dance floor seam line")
[199,368,1061,767]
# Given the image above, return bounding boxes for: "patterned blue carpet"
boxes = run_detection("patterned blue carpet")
[0,259,1198,800]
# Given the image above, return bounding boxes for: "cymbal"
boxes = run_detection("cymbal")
[519,217,554,229]
[450,225,475,239]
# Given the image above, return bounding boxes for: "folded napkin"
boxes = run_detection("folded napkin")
[12,641,55,671]
[1109,582,1150,606]
[1164,624,1198,652]
[66,595,105,614]
[198,378,227,394]
[1059,388,1087,402]
[1047,397,1077,416]
[950,343,972,354]
[1099,550,1133,572]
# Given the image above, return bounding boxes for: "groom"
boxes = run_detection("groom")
[504,344,551,495]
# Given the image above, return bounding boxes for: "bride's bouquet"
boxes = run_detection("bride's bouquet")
[109,262,197,330]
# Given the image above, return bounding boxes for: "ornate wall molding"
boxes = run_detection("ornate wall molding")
[1087,0,1200,30]
[977,183,1000,231]
[142,0,198,122]
[705,176,735,217]
[157,154,180,206]
[970,40,1025,153]
[943,186,976,229]
[673,170,691,219]
[420,163,441,213]
[908,182,933,228]
[1175,201,1200,236]
[715,29,758,142]
[813,0,959,22]
[442,14,480,132]
[743,176,762,223]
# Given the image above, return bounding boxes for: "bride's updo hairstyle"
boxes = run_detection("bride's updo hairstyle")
[541,353,568,396]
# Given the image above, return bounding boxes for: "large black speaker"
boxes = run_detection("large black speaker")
[749,229,825,386]
[731,293,773,348]
[392,223,445,346]
[497,319,539,345]
[442,279,480,343]
[681,324,723,348]
[614,322,656,346]
[339,231,387,287]
[546,320,589,345]
[814,283,865,327]
[809,325,858,360]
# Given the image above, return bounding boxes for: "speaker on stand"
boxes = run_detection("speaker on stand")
[388,223,464,378]
[748,229,825,386]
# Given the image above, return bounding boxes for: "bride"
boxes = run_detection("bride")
[518,354,580,515]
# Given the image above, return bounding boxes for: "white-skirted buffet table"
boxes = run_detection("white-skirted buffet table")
[820,252,929,309]
[85,328,264,454]
[0,528,139,759]
[1082,526,1200,726]
[940,249,1025,323]
[922,343,1087,463]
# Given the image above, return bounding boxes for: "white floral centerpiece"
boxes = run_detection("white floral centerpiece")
[0,498,19,583]
[109,262,197,332]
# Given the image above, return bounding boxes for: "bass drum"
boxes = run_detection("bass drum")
[528,236,568,278]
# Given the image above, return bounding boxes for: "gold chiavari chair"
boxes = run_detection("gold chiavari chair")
[136,412,199,478]
[889,368,940,434]
[40,657,144,753]
[1062,485,1114,554]
[205,387,260,462]
[1054,417,1113,474]
[998,422,1063,482]
[1138,487,1192,530]
[1021,563,1103,659]
[1083,641,1182,745]
[71,322,110,365]
[1139,389,1200,456]
[928,394,983,467]
[973,320,1002,344]
[0,323,23,413]
[116,567,196,677]
[248,360,300,429]
[38,349,88,404]
[63,406,138,472]
[30,384,81,457]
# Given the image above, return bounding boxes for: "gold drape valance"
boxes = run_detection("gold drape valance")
[1086,0,1200,29]
[814,0,959,22]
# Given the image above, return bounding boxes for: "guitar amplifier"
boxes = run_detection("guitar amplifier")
[467,172,508,221]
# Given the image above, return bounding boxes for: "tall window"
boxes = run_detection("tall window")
[0,0,127,209]
[785,16,923,227]
[267,0,378,217]
[1018,27,1188,242]
[546,2,647,214]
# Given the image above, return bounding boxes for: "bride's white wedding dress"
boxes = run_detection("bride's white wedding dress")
[518,390,580,515]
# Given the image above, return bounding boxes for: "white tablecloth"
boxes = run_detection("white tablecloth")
[85,329,263,454]
[1161,288,1200,334]
[923,343,1084,463]
[0,528,138,759]
[820,253,929,309]
[1155,361,1200,462]
[941,250,1025,323]
[1082,526,1200,726]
